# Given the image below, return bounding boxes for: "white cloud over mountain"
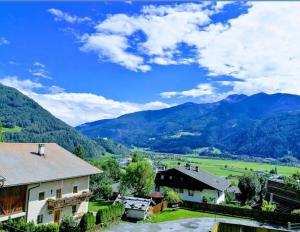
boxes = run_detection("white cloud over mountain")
[0,76,171,126]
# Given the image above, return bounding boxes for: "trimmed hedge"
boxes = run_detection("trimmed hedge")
[3,218,59,232]
[96,203,125,224]
[59,216,79,232]
[182,201,300,225]
[79,212,95,232]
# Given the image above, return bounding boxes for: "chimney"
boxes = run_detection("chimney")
[195,166,199,172]
[38,144,45,156]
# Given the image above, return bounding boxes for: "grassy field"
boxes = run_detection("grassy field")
[2,126,22,133]
[146,208,248,223]
[161,157,298,176]
[88,199,113,212]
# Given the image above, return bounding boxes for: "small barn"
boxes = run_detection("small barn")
[114,195,154,220]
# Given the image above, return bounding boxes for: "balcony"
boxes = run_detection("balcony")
[47,192,90,212]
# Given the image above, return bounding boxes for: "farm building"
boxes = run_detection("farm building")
[155,164,230,204]
[114,195,155,220]
[0,143,101,224]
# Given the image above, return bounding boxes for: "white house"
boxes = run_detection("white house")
[114,195,154,220]
[155,164,230,204]
[0,143,101,224]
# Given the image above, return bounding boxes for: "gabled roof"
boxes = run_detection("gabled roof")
[114,195,154,211]
[0,143,102,187]
[168,167,230,191]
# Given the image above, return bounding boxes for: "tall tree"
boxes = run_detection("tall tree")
[0,121,3,143]
[238,174,261,205]
[74,145,86,160]
[121,160,155,197]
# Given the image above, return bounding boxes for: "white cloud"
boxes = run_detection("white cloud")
[0,37,9,46]
[48,8,91,24]
[0,77,171,126]
[161,83,215,98]
[29,62,51,79]
[80,3,217,71]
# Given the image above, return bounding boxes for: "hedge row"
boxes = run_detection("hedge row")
[96,203,125,224]
[2,218,59,232]
[182,201,300,225]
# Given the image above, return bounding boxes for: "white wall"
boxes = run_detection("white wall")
[26,176,89,224]
[126,209,147,220]
[178,189,225,204]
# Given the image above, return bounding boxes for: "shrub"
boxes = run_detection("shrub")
[79,212,95,232]
[96,203,125,224]
[4,218,35,232]
[59,216,79,232]
[261,200,276,212]
[291,209,300,215]
[35,224,59,232]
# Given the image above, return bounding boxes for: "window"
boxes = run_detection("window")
[160,175,164,180]
[56,189,62,199]
[169,175,172,180]
[180,177,184,182]
[188,190,194,196]
[179,188,184,193]
[37,214,43,224]
[72,205,77,215]
[38,192,45,201]
[73,186,78,194]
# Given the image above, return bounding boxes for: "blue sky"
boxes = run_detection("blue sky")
[0,1,300,126]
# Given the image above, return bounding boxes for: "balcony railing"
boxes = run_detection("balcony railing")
[47,192,90,212]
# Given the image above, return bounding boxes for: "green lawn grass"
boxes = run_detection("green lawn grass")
[161,157,298,176]
[146,208,247,223]
[88,199,113,212]
[2,126,22,133]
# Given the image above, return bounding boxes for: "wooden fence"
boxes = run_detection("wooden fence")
[149,201,168,214]
[212,222,286,232]
[181,201,300,226]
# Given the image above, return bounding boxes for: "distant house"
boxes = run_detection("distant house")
[0,143,101,224]
[155,164,230,204]
[114,195,154,220]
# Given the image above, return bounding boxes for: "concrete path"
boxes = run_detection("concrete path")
[106,218,290,232]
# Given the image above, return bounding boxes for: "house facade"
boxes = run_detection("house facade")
[155,165,230,204]
[0,143,101,224]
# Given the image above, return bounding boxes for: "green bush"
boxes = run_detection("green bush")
[291,209,300,215]
[96,203,125,224]
[59,216,79,232]
[79,212,95,232]
[35,224,59,232]
[4,218,35,232]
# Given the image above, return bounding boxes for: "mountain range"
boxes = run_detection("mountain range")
[77,93,300,159]
[0,84,129,157]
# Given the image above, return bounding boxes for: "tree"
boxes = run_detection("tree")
[238,174,261,205]
[92,183,113,200]
[121,160,155,197]
[131,151,145,163]
[74,145,86,160]
[91,157,121,181]
[0,121,3,143]
[59,216,79,232]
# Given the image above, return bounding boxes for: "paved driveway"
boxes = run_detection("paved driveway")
[106,218,289,232]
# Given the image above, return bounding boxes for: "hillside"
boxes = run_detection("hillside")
[77,93,300,158]
[0,84,129,157]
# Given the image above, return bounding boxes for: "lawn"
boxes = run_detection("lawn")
[146,208,247,223]
[161,157,298,176]
[88,199,113,212]
[2,126,22,133]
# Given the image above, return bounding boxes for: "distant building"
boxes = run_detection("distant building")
[155,164,230,204]
[0,143,101,224]
[114,195,155,220]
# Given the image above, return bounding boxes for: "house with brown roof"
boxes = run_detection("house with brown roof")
[0,143,101,224]
[155,164,230,204]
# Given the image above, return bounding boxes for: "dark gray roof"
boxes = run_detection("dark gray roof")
[174,167,230,191]
[114,195,153,211]
[0,143,102,187]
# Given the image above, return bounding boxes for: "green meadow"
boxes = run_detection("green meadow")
[161,157,299,177]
